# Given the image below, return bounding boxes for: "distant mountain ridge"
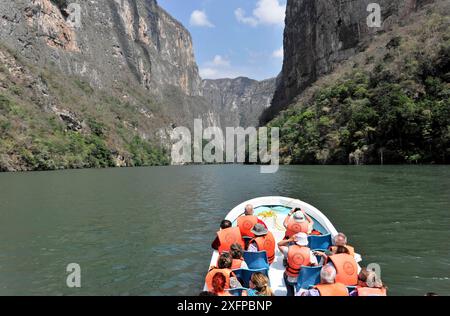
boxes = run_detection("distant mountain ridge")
[202,77,277,128]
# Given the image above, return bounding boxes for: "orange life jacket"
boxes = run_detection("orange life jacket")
[329,245,355,256]
[237,215,259,238]
[314,283,349,296]
[329,253,358,286]
[217,291,233,297]
[231,258,244,270]
[286,245,312,277]
[357,287,387,296]
[217,227,245,254]
[285,212,312,238]
[251,231,276,264]
[205,268,232,292]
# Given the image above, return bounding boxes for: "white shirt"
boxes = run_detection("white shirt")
[248,241,259,252]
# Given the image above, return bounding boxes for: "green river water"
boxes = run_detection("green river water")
[0,165,449,296]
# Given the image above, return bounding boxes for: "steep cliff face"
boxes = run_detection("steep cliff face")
[266,0,449,165]
[0,0,202,96]
[261,0,435,124]
[202,77,276,127]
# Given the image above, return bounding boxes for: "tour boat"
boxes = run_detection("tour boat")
[205,196,362,296]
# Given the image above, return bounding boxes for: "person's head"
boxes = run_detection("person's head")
[334,233,348,247]
[293,210,306,222]
[230,243,244,260]
[212,272,227,294]
[199,291,217,296]
[359,267,384,288]
[358,267,370,283]
[320,264,337,284]
[294,232,309,247]
[251,223,268,237]
[250,273,273,296]
[220,220,232,230]
[217,253,232,269]
[335,245,350,254]
[244,204,254,215]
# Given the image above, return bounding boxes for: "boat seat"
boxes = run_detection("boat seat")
[232,268,268,288]
[296,266,322,291]
[308,233,332,251]
[243,251,270,270]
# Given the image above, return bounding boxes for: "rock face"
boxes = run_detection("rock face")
[0,0,202,96]
[0,0,272,131]
[202,77,276,127]
[261,0,435,124]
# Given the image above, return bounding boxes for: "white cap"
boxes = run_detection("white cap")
[293,211,306,222]
[294,232,309,246]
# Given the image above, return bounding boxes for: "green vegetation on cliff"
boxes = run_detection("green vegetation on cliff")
[0,46,169,172]
[268,12,449,165]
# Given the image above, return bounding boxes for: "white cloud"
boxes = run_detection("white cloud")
[235,8,258,27]
[200,55,243,79]
[200,67,219,78]
[272,46,284,59]
[190,10,214,28]
[200,67,243,80]
[210,55,231,67]
[235,0,286,27]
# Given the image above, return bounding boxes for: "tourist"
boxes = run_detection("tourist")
[230,243,248,269]
[283,208,314,238]
[278,232,318,296]
[299,264,349,296]
[329,232,355,255]
[247,223,276,264]
[211,272,233,296]
[211,220,232,250]
[237,204,267,238]
[246,272,274,296]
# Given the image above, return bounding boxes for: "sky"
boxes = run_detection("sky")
[158,0,286,81]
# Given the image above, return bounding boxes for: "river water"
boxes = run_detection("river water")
[0,165,448,296]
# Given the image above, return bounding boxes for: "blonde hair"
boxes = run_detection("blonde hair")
[251,273,274,296]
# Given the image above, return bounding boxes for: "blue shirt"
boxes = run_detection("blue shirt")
[247,289,261,296]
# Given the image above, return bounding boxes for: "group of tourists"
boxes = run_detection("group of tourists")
[203,205,387,296]
[206,205,275,296]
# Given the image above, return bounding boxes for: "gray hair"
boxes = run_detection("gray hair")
[321,264,337,284]
[334,232,347,243]
[244,204,254,215]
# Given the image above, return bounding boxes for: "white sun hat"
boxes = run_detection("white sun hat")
[294,232,309,246]
[293,210,306,222]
